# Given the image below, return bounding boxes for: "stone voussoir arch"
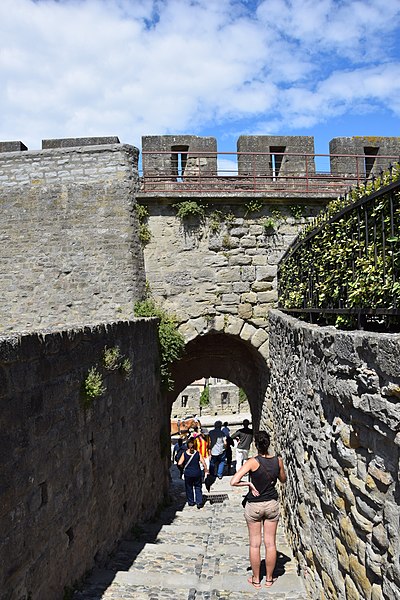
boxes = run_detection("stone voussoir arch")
[168,315,270,429]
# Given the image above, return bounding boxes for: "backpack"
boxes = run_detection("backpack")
[175,447,185,463]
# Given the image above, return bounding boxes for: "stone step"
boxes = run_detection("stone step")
[73,470,308,600]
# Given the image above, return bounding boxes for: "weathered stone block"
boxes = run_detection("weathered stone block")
[321,570,339,600]
[336,538,350,571]
[350,506,374,534]
[349,555,372,597]
[257,290,278,303]
[339,516,359,552]
[366,545,383,578]
[372,523,389,552]
[368,462,393,487]
[224,317,243,336]
[251,329,268,348]
[42,136,120,148]
[0,141,28,152]
[370,584,383,600]
[240,323,257,341]
[345,575,361,600]
[252,281,273,292]
[237,303,253,319]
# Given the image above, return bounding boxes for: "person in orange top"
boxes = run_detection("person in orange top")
[194,431,211,477]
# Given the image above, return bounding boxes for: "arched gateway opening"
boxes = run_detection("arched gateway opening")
[167,331,269,430]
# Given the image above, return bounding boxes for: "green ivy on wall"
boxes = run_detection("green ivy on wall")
[135,202,151,245]
[134,297,185,391]
[279,164,400,327]
[173,200,206,220]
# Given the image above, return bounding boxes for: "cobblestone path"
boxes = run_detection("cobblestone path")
[73,466,308,599]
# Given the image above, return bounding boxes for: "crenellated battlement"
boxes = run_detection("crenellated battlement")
[140,134,400,197]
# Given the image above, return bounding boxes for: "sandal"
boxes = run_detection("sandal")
[265,578,275,587]
[248,576,261,589]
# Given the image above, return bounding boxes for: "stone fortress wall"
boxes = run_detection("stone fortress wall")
[268,310,400,600]
[138,133,400,368]
[0,136,145,332]
[0,138,168,599]
[171,378,241,419]
[0,319,168,599]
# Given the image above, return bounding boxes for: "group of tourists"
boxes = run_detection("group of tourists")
[172,418,287,590]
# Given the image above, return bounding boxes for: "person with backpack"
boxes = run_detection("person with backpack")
[173,436,187,479]
[230,431,287,590]
[177,436,209,508]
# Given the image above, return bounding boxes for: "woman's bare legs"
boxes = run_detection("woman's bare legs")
[247,520,262,583]
[263,519,278,584]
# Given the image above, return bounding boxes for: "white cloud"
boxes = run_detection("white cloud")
[0,0,399,151]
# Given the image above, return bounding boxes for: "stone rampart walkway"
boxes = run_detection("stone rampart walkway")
[73,466,308,599]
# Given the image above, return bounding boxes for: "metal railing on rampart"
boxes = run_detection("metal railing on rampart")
[277,168,400,325]
[139,151,400,196]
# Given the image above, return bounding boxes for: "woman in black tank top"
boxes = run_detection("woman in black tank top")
[230,430,287,589]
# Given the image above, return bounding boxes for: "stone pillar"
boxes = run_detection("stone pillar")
[329,136,400,180]
[141,135,218,184]
[237,136,316,182]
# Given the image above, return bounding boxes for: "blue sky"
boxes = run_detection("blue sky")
[1,0,399,161]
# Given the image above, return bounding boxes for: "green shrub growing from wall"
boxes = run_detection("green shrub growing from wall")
[173,200,206,220]
[134,298,185,391]
[103,346,133,377]
[244,199,263,216]
[81,367,106,409]
[135,203,151,245]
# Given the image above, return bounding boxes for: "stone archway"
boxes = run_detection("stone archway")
[167,330,269,429]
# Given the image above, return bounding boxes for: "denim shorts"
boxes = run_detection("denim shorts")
[244,499,280,523]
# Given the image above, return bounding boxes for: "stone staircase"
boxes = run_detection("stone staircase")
[73,466,308,599]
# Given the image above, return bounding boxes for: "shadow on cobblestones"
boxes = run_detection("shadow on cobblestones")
[73,471,187,599]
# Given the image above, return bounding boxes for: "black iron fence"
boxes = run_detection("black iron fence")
[278,166,400,328]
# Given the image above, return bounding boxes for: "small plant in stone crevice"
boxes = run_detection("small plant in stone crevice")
[138,224,151,245]
[262,216,277,232]
[262,208,283,232]
[173,200,206,221]
[81,367,106,409]
[103,346,122,370]
[208,209,224,233]
[244,199,263,217]
[224,211,236,228]
[121,357,133,377]
[289,204,304,220]
[103,346,133,378]
[204,312,215,325]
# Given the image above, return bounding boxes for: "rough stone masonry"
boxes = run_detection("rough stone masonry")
[269,310,400,600]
